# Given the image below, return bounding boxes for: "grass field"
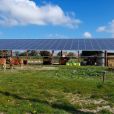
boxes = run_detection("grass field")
[0,66,114,114]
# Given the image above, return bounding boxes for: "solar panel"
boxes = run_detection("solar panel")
[0,39,114,50]
[106,39,114,50]
[54,39,66,50]
[78,39,85,50]
[85,39,93,50]
[92,39,101,50]
[63,39,72,50]
[71,39,79,50]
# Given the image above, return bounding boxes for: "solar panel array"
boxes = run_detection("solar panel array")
[0,39,114,50]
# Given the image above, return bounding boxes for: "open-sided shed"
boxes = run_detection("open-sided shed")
[0,39,114,66]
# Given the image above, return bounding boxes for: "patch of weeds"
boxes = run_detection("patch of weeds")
[106,102,114,108]
[52,99,77,113]
[106,93,114,103]
[98,109,112,114]
[31,103,55,113]
[74,104,82,109]
[82,103,97,110]
[72,90,81,94]
[90,94,99,99]
[96,82,104,89]
[40,90,53,98]
[63,87,72,93]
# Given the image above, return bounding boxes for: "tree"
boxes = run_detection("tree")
[15,51,20,56]
[19,51,27,56]
[0,50,10,57]
[67,52,75,57]
[40,51,51,57]
[57,51,61,57]
[29,50,38,56]
[0,51,2,57]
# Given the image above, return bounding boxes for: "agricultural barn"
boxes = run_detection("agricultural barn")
[0,39,114,67]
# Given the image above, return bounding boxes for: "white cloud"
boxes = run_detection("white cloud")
[83,32,92,38]
[0,0,81,28]
[97,20,114,37]
[97,26,106,32]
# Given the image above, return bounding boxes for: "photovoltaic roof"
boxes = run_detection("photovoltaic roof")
[0,39,114,50]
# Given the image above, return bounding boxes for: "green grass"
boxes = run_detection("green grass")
[0,66,114,114]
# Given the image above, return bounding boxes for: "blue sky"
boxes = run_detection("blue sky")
[0,0,114,39]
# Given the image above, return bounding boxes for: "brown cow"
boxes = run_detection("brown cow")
[9,57,23,69]
[0,58,6,70]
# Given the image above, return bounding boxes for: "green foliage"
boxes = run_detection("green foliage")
[19,50,38,56]
[67,52,75,57]
[28,50,38,56]
[58,66,105,77]
[40,51,51,56]
[19,51,26,56]
[0,50,11,57]
[0,66,114,114]
[98,109,112,114]
[57,51,62,57]
[96,82,104,89]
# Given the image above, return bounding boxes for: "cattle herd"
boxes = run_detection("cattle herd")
[0,57,23,70]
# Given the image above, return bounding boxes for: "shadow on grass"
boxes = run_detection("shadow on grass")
[0,90,94,114]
